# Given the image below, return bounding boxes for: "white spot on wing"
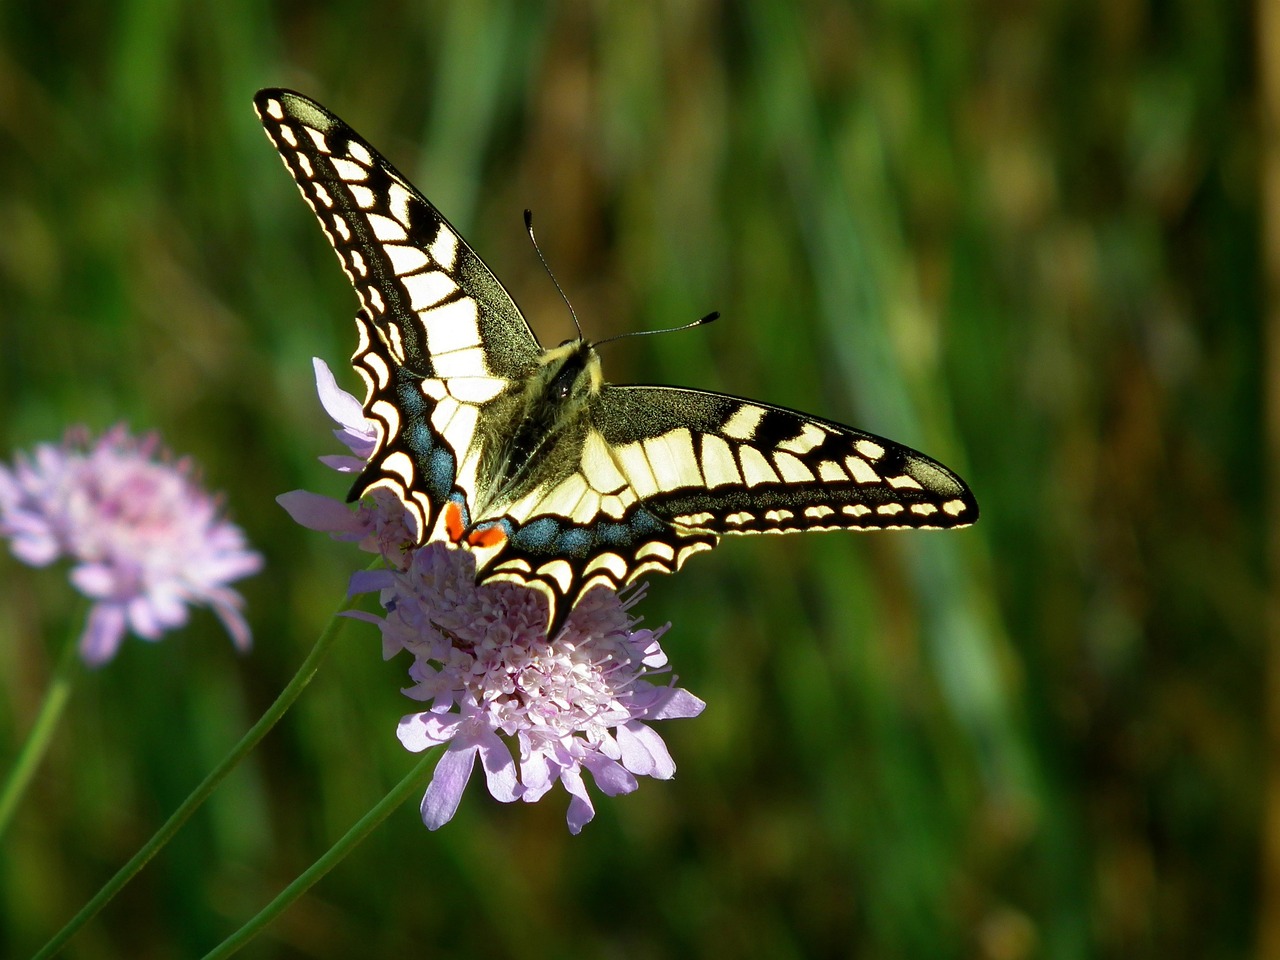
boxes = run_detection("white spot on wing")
[445,377,505,403]
[643,428,701,490]
[388,183,415,227]
[581,431,628,493]
[370,398,400,435]
[845,456,881,484]
[738,447,779,487]
[700,434,741,488]
[347,141,373,167]
[778,422,828,455]
[348,184,375,209]
[430,345,489,378]
[381,450,416,486]
[772,451,814,483]
[817,460,847,482]
[362,351,390,390]
[723,405,765,441]
[537,559,574,594]
[674,512,716,526]
[386,244,431,276]
[635,541,675,562]
[615,442,659,498]
[265,99,284,120]
[403,271,456,311]
[430,225,459,270]
[888,475,923,490]
[424,297,482,355]
[330,157,368,182]
[600,493,630,518]
[367,213,408,242]
[856,439,885,460]
[675,541,712,568]
[571,489,603,524]
[584,553,628,581]
[303,126,328,152]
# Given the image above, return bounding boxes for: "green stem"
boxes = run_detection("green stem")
[33,575,374,960]
[0,619,83,840]
[201,747,440,960]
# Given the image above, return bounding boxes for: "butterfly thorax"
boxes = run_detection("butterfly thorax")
[471,338,604,518]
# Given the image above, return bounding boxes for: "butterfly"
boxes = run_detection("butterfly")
[255,88,979,630]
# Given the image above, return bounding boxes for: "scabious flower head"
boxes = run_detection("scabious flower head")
[285,359,706,832]
[354,543,704,834]
[0,425,263,666]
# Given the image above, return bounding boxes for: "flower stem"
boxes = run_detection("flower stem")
[0,619,83,840]
[200,747,440,960]
[33,577,374,960]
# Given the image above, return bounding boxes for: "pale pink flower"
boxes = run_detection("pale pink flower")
[0,425,262,666]
[360,544,705,834]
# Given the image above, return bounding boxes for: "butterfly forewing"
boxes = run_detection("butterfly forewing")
[254,90,541,382]
[256,88,545,538]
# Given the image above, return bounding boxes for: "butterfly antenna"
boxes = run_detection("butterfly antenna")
[524,209,583,340]
[594,311,720,349]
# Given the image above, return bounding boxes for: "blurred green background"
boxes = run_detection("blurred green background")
[0,1,1263,957]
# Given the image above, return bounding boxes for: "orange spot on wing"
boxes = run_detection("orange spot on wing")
[466,525,507,549]
[444,502,465,543]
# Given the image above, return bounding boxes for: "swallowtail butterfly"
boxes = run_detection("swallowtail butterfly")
[255,89,978,630]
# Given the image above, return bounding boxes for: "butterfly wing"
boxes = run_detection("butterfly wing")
[478,384,977,628]
[255,88,542,538]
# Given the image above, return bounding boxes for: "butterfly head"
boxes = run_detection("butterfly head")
[538,338,604,406]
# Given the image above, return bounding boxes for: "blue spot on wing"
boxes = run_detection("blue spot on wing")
[348,367,458,508]
[506,507,671,561]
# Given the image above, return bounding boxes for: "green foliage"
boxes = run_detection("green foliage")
[0,1,1257,957]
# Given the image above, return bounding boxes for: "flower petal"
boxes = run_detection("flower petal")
[421,742,479,830]
[276,490,364,534]
[79,603,127,668]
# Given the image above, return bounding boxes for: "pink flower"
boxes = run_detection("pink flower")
[0,425,262,666]
[362,544,705,834]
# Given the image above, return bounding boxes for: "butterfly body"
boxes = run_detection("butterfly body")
[256,88,978,630]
